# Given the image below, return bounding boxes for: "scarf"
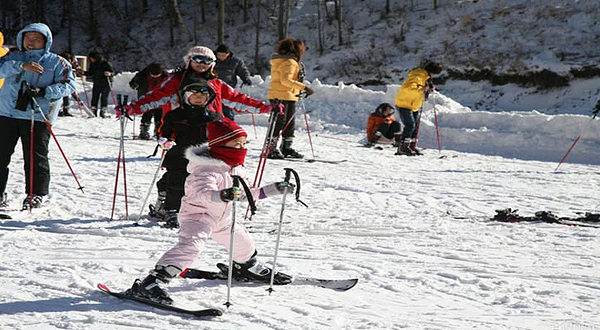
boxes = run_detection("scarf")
[209,146,247,167]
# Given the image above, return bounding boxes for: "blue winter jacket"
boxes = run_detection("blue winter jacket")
[0,23,76,125]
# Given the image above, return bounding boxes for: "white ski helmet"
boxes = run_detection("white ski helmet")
[183,46,216,70]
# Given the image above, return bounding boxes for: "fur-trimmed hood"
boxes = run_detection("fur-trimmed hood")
[185,144,228,167]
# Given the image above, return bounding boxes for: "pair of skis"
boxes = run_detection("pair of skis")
[98,265,357,319]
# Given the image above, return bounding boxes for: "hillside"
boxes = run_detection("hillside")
[3,0,600,113]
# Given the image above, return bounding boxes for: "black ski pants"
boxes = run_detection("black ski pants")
[397,107,421,140]
[376,121,402,140]
[0,116,51,196]
[269,100,296,140]
[91,84,110,109]
[156,168,188,212]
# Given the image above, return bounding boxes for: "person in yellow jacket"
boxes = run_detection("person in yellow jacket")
[394,62,442,156]
[266,37,314,159]
[0,31,9,89]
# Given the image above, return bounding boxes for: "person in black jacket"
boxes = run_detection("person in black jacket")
[151,76,222,229]
[79,51,114,118]
[129,62,168,139]
[214,44,252,120]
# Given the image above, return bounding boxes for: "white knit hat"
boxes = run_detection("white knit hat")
[183,46,216,69]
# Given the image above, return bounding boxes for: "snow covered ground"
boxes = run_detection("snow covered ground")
[0,77,599,330]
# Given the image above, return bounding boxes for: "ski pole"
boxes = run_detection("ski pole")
[110,95,130,220]
[81,77,91,108]
[433,104,442,152]
[135,150,166,225]
[27,101,35,212]
[299,98,315,159]
[267,169,292,294]
[555,113,597,171]
[225,176,241,309]
[26,83,86,195]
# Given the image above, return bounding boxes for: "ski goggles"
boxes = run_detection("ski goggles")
[189,55,214,65]
[184,85,210,94]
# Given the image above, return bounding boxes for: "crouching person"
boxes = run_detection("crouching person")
[366,102,401,147]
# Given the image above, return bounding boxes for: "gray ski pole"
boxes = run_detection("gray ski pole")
[267,168,293,294]
[135,150,166,225]
[225,176,241,308]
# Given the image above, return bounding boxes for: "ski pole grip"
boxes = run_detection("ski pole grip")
[283,168,292,183]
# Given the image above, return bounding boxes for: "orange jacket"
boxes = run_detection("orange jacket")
[366,112,396,140]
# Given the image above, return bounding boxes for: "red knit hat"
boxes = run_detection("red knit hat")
[207,118,247,148]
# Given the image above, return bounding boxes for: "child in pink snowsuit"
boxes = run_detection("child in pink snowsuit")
[130,118,292,305]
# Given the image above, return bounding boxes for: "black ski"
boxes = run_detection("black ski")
[0,213,11,219]
[97,283,223,318]
[276,158,347,164]
[492,209,600,228]
[180,264,358,292]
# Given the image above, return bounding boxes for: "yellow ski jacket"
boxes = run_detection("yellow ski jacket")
[267,54,306,102]
[394,68,430,111]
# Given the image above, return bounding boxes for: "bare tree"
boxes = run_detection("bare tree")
[285,0,291,38]
[386,0,391,14]
[167,0,193,42]
[316,0,324,54]
[433,0,438,10]
[278,0,285,40]
[255,0,262,71]
[218,0,225,44]
[243,0,249,23]
[142,0,148,12]
[20,0,26,28]
[335,0,343,45]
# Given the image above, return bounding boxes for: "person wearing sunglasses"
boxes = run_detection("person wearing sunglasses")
[150,77,221,229]
[117,46,275,121]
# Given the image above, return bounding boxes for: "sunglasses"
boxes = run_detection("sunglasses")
[190,55,214,65]
[184,85,210,94]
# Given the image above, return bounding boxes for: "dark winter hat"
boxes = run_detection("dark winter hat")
[207,118,247,148]
[215,44,230,54]
[148,62,164,76]
[375,103,395,115]
[424,61,442,74]
[88,51,103,61]
[180,77,211,105]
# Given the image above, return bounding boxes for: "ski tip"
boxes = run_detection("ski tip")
[197,308,224,317]
[97,283,110,292]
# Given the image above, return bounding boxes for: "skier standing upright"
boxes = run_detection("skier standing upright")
[0,23,76,209]
[394,61,442,156]
[79,51,114,118]
[213,44,252,121]
[266,37,314,159]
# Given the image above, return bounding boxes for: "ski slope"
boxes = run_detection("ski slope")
[0,77,598,330]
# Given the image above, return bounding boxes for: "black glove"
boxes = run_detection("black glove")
[242,80,252,87]
[220,186,242,202]
[303,86,314,97]
[29,86,45,98]
[129,81,139,90]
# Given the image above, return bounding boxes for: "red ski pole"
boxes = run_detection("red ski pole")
[555,113,597,172]
[433,104,442,152]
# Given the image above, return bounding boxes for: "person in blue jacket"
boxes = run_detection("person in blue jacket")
[0,23,76,210]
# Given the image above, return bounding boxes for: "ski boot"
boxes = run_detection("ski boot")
[266,138,284,159]
[139,123,152,140]
[395,139,416,156]
[100,107,108,118]
[149,191,167,219]
[410,139,423,156]
[231,251,292,285]
[280,139,303,159]
[163,210,179,229]
[0,192,8,208]
[22,194,43,210]
[91,106,98,117]
[130,265,181,305]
